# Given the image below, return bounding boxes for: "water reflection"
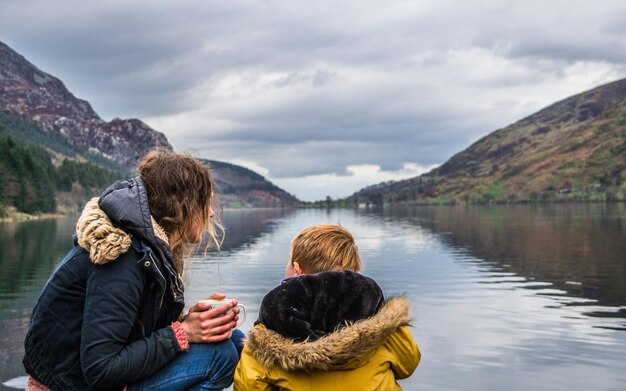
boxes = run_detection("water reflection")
[0,220,59,298]
[366,204,626,329]
[219,208,295,253]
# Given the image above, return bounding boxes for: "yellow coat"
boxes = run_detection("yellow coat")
[234,297,421,390]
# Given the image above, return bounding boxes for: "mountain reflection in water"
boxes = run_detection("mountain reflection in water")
[369,204,626,329]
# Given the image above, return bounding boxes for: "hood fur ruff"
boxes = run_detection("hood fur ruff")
[247,296,412,372]
[76,197,168,265]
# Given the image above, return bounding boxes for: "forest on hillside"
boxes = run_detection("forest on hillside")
[0,134,121,216]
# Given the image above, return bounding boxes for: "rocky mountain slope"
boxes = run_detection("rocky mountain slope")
[350,78,626,204]
[0,41,299,212]
[0,41,171,168]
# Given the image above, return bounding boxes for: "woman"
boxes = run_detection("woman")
[23,150,242,391]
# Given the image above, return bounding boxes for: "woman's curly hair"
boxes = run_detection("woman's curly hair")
[137,149,223,272]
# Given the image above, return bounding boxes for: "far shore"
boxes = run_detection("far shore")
[0,209,66,223]
[3,199,625,223]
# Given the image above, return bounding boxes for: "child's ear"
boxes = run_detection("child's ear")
[294,262,303,276]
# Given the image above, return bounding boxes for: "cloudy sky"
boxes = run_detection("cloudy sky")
[2,0,626,201]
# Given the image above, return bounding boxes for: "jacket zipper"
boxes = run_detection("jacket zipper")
[173,271,183,295]
[149,252,166,310]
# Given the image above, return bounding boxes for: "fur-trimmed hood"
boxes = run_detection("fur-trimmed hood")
[246,295,412,372]
[76,197,132,265]
[75,178,169,265]
[257,271,386,342]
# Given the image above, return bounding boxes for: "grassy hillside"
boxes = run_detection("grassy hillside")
[205,160,300,208]
[350,79,626,205]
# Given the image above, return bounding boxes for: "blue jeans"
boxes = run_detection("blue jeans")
[128,329,245,391]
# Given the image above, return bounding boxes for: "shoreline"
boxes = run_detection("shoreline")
[3,199,624,222]
[0,210,66,223]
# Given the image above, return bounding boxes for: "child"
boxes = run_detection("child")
[234,224,421,390]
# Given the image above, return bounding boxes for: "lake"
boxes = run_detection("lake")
[1,205,626,390]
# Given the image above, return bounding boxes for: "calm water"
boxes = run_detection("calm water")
[1,205,626,390]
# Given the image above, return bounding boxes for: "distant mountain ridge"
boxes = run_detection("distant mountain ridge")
[204,160,300,207]
[350,79,626,204]
[0,41,299,212]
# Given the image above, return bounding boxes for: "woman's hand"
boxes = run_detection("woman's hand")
[180,293,240,343]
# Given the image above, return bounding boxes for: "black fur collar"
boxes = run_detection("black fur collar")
[257,270,384,341]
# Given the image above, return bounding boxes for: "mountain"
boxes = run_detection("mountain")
[205,160,299,208]
[0,41,171,168]
[349,79,626,204]
[0,41,300,214]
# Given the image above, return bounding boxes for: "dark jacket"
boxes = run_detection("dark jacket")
[23,178,186,391]
[234,271,421,390]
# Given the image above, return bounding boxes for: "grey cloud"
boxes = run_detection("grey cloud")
[186,104,478,147]
[190,136,459,179]
[271,70,337,88]
[502,40,626,64]
[469,4,626,64]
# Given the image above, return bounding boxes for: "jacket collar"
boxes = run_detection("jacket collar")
[75,177,170,265]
